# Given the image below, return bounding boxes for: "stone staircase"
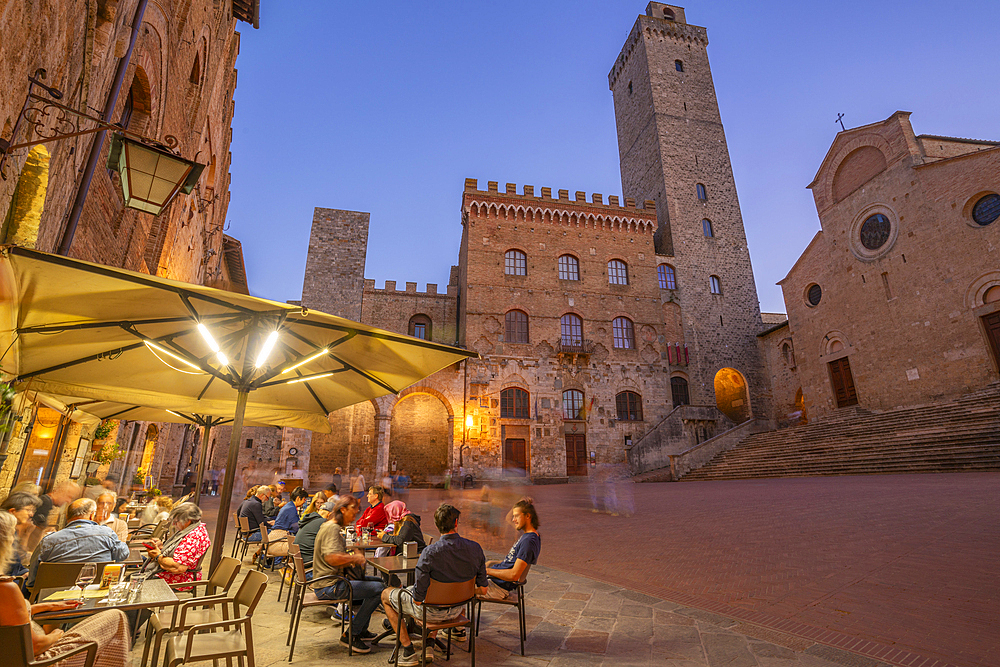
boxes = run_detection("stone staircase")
[680,385,1000,481]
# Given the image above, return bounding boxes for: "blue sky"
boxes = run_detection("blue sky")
[227,1,998,314]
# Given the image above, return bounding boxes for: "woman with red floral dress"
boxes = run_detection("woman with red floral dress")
[142,503,211,590]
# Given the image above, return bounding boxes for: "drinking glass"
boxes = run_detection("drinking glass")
[75,562,97,595]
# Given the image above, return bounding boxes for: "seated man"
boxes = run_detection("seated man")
[312,496,385,654]
[238,485,271,545]
[27,498,130,590]
[263,482,286,519]
[482,497,541,600]
[95,492,129,542]
[354,485,388,532]
[381,504,488,667]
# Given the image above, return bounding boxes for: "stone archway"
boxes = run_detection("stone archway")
[714,368,751,423]
[389,392,451,485]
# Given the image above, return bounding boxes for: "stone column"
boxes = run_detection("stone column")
[447,415,457,470]
[374,415,391,477]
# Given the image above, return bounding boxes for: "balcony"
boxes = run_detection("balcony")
[555,339,594,362]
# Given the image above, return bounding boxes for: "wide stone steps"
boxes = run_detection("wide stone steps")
[680,388,1000,481]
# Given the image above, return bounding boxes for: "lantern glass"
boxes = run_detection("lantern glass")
[107,133,204,215]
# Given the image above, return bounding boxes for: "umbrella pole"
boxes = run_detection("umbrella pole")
[210,389,249,572]
[192,420,212,507]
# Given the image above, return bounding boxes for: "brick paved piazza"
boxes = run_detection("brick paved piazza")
[402,472,999,667]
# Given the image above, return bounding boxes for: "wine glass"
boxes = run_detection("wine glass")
[75,562,97,595]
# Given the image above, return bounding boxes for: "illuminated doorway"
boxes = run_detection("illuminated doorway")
[714,368,751,422]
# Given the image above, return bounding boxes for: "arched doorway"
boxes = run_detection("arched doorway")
[389,393,450,485]
[136,424,159,487]
[714,368,751,423]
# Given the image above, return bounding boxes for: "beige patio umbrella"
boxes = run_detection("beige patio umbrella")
[0,246,476,567]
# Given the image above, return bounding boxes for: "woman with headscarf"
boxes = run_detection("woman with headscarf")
[377,500,425,557]
[0,513,131,667]
[140,503,211,590]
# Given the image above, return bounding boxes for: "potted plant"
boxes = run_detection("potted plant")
[91,420,114,451]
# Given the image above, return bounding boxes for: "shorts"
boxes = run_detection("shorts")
[389,586,465,624]
[479,579,513,601]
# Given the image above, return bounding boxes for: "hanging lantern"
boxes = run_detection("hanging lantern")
[107,133,204,215]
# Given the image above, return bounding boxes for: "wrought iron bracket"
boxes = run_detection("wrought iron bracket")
[0,69,179,180]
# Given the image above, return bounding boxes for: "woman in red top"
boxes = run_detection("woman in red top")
[142,503,211,591]
[354,485,388,531]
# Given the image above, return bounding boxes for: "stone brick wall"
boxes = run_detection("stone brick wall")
[0,0,248,494]
[208,425,284,496]
[302,208,370,320]
[608,3,769,420]
[777,112,1000,417]
[361,280,458,345]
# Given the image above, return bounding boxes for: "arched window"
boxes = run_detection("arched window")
[710,275,722,294]
[608,259,629,285]
[558,254,580,280]
[560,313,583,348]
[696,183,707,201]
[612,317,635,349]
[408,314,431,340]
[671,377,690,407]
[674,60,684,72]
[615,391,643,421]
[504,249,527,275]
[562,389,584,420]
[702,219,714,237]
[504,310,529,344]
[658,264,677,290]
[500,387,530,418]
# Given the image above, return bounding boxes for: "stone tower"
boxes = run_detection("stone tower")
[301,208,370,319]
[609,3,768,416]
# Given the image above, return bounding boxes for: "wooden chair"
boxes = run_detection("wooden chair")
[286,553,352,661]
[0,578,97,667]
[237,516,258,561]
[474,565,531,656]
[28,562,111,603]
[141,556,243,667]
[276,539,298,605]
[256,524,276,571]
[394,578,477,667]
[163,569,268,667]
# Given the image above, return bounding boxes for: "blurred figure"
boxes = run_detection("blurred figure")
[1,492,41,577]
[152,496,174,523]
[331,467,343,495]
[27,481,79,550]
[350,468,366,500]
[95,492,129,541]
[267,487,309,558]
[84,473,119,501]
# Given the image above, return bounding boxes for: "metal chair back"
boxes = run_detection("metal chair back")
[29,562,111,603]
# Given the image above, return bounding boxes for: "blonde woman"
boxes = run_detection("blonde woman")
[153,496,174,523]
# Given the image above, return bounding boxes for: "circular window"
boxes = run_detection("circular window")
[972,194,1000,226]
[807,284,822,306]
[860,214,891,250]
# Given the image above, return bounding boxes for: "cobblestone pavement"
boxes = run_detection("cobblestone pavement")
[136,558,856,667]
[195,471,998,667]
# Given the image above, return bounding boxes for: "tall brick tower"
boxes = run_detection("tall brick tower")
[301,207,370,319]
[609,3,768,415]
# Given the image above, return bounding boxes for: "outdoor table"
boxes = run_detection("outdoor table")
[348,539,393,552]
[366,554,419,586]
[32,576,179,621]
[125,546,145,566]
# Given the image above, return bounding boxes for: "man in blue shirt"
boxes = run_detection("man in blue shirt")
[27,498,130,589]
[381,504,487,666]
[267,487,309,558]
[482,497,541,600]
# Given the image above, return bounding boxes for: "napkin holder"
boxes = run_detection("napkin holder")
[403,542,417,558]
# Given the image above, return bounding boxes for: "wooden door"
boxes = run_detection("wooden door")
[983,312,1000,369]
[565,434,587,476]
[828,357,859,408]
[503,439,527,475]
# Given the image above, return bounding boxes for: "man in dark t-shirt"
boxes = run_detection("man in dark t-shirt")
[483,497,541,600]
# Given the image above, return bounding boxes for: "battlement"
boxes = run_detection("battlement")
[463,179,657,235]
[463,178,656,214]
[363,279,458,297]
[608,6,708,87]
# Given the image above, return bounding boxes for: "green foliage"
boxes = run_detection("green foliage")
[93,420,114,440]
[93,439,125,465]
